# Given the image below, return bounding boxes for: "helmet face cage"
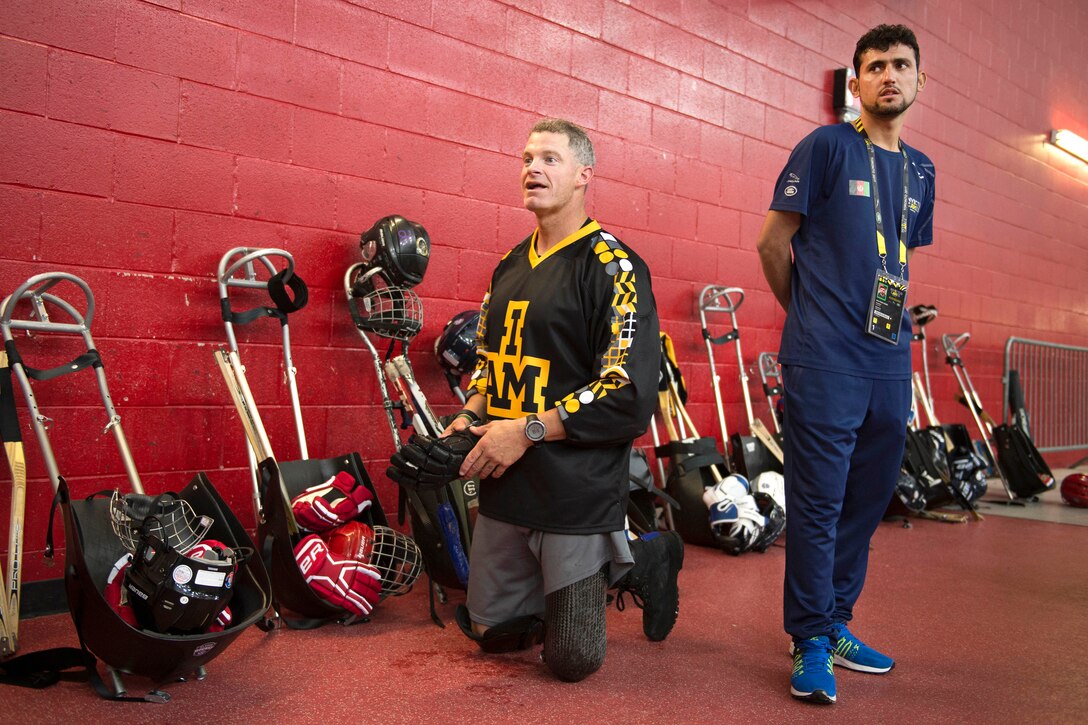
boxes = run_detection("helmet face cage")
[110,491,213,554]
[434,310,480,376]
[359,215,430,288]
[370,525,423,597]
[348,267,423,341]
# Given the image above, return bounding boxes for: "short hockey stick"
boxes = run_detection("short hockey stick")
[0,351,27,657]
[214,350,299,536]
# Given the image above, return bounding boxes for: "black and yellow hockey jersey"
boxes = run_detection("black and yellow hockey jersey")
[468,219,660,534]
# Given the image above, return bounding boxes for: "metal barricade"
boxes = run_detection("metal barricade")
[1003,337,1088,453]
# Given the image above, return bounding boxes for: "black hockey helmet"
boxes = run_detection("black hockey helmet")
[123,533,240,634]
[893,470,927,513]
[748,492,786,553]
[434,310,480,376]
[359,215,431,288]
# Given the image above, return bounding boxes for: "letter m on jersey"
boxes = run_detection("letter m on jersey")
[487,301,550,418]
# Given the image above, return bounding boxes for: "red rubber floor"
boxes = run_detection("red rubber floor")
[3,511,1086,723]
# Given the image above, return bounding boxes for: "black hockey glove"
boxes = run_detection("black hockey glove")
[387,430,478,492]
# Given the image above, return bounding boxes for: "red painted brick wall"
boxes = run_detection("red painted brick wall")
[2,0,1086,581]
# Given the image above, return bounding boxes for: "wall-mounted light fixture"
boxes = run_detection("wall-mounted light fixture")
[1049,129,1088,163]
[832,68,860,123]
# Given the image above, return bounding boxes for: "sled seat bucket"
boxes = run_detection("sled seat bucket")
[256,453,388,622]
[60,474,270,684]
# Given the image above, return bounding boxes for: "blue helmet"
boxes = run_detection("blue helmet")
[434,310,480,376]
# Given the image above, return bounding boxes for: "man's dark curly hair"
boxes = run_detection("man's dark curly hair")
[853,24,920,76]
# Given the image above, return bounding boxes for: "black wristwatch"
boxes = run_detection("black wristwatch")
[524,414,546,446]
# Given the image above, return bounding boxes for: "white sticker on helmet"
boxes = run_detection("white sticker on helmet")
[195,569,228,588]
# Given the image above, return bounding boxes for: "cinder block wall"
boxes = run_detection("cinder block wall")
[2,0,1086,581]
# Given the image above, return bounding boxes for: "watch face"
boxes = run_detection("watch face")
[525,417,546,443]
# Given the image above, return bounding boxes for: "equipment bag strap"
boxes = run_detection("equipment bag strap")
[653,439,726,475]
[220,268,308,327]
[1,488,166,702]
[3,340,102,382]
[702,328,739,346]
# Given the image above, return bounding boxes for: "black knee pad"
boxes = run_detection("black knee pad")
[544,570,607,682]
[454,604,544,654]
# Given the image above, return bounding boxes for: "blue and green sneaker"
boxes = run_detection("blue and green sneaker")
[790,636,836,704]
[831,622,895,673]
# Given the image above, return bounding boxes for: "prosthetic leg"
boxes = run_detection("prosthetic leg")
[545,570,607,682]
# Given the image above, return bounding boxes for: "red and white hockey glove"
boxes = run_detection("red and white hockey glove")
[291,471,373,533]
[294,534,381,617]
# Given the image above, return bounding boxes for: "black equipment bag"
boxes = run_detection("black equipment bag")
[59,475,270,684]
[659,437,724,548]
[902,428,956,510]
[991,424,1054,499]
[257,453,388,624]
[1007,369,1031,438]
[730,432,783,480]
[941,423,988,504]
[401,480,473,594]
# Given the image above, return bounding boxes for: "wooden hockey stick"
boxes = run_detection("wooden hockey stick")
[916,373,952,445]
[657,389,681,445]
[749,416,784,464]
[0,351,27,657]
[740,361,783,464]
[214,350,299,536]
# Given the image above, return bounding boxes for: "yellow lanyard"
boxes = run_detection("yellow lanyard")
[852,118,909,278]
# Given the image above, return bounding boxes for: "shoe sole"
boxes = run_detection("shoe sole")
[833,655,893,674]
[790,687,836,704]
[789,643,894,674]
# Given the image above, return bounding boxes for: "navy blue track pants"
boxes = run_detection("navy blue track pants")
[781,365,910,640]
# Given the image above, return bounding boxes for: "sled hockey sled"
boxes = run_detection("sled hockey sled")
[1,272,268,700]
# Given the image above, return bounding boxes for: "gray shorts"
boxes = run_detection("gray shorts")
[465,514,634,628]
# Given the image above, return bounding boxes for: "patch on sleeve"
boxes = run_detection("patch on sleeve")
[592,234,634,275]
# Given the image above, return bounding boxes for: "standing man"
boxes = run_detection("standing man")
[446,118,683,682]
[757,25,934,704]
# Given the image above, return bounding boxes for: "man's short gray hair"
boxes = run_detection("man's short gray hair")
[529,118,596,166]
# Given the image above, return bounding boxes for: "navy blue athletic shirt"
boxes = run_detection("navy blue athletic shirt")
[770,122,935,380]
